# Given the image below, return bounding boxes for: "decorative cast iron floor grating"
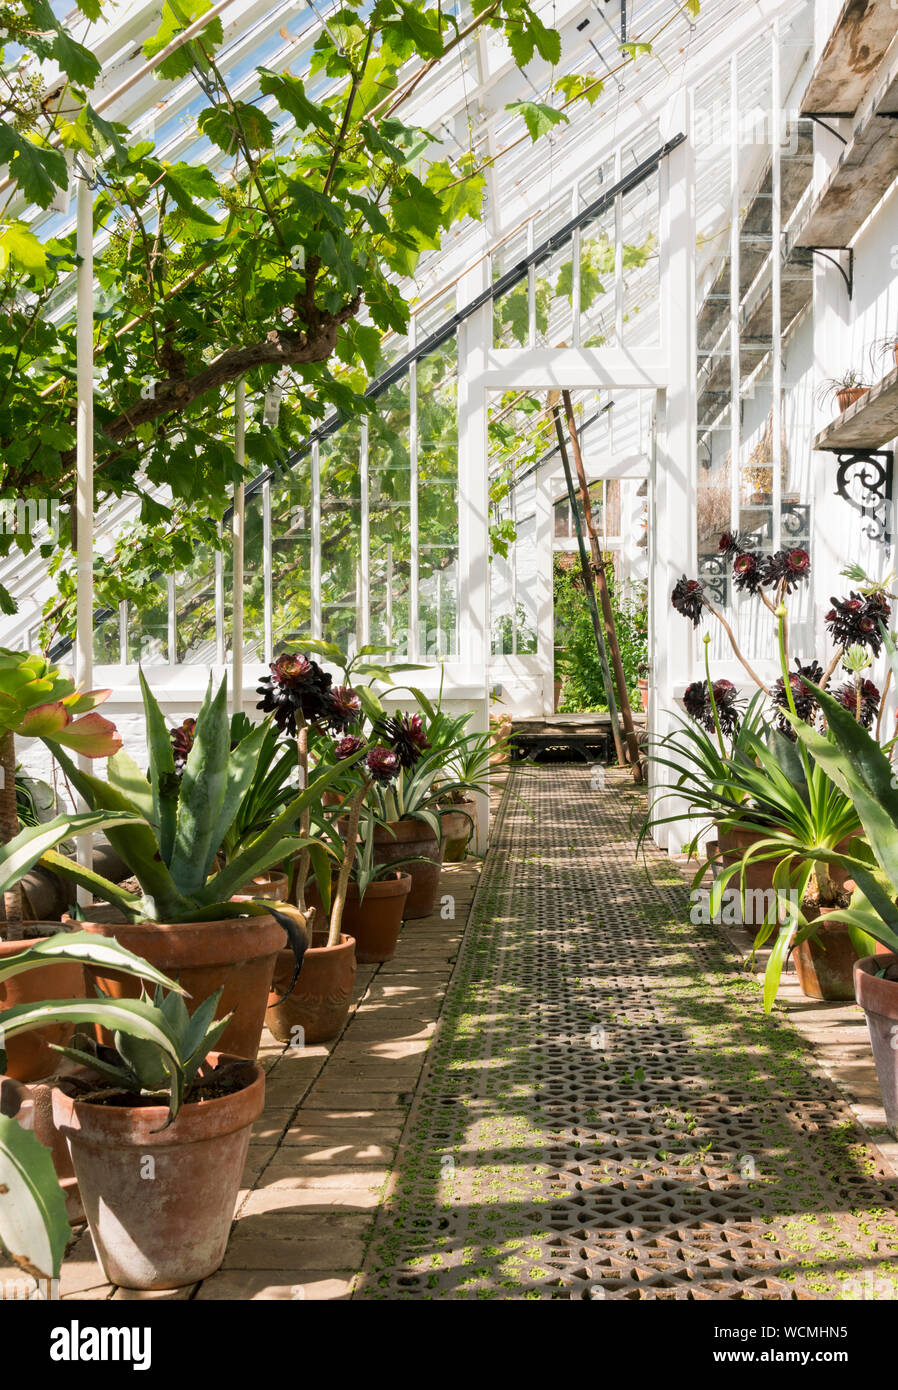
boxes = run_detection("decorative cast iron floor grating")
[353,767,898,1300]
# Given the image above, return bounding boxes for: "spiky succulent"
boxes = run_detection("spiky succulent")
[671,576,705,626]
[256,653,333,735]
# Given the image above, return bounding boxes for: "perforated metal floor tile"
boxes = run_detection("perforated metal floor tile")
[353,768,898,1300]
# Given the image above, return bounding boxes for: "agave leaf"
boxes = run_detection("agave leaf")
[0,1114,70,1282]
[169,676,230,897]
[182,987,224,1062]
[114,1028,170,1092]
[106,749,156,825]
[139,667,179,862]
[199,716,271,887]
[49,745,187,918]
[49,1043,140,1091]
[0,998,181,1068]
[0,929,184,994]
[0,812,141,899]
[39,848,145,921]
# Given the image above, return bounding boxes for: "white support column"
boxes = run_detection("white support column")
[457,260,491,852]
[359,418,370,648]
[729,53,741,538]
[74,156,94,904]
[409,318,420,660]
[232,380,245,715]
[534,461,555,715]
[771,20,783,554]
[167,574,176,665]
[262,476,273,663]
[652,93,696,854]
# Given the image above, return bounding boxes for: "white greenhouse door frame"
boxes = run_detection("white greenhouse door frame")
[458,100,694,855]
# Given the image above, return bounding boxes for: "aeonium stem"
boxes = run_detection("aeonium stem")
[777,601,812,784]
[703,634,726,757]
[701,598,771,696]
[293,720,310,912]
[328,777,370,949]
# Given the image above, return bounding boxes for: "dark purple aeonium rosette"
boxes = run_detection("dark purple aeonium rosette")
[762,547,810,594]
[334,734,365,760]
[326,685,363,733]
[683,679,742,736]
[170,717,196,773]
[825,591,891,656]
[671,576,706,626]
[718,531,743,560]
[366,745,401,783]
[833,678,881,729]
[731,551,764,595]
[772,658,823,737]
[376,712,430,769]
[256,653,333,736]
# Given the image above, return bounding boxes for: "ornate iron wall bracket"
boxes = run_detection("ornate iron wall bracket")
[806,246,853,299]
[834,449,893,546]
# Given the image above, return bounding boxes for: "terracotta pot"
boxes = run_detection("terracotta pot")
[232,870,290,902]
[79,912,285,1061]
[553,677,563,712]
[52,1053,263,1289]
[307,874,410,964]
[266,931,356,1044]
[363,818,442,919]
[0,926,85,1083]
[792,907,861,1001]
[836,385,868,412]
[637,677,649,713]
[440,801,477,863]
[854,955,898,1136]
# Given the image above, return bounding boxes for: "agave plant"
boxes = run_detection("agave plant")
[0,650,122,934]
[36,670,363,972]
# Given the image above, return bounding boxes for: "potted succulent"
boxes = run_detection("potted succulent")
[305,811,416,964]
[868,329,898,373]
[0,816,198,1292]
[38,670,357,1060]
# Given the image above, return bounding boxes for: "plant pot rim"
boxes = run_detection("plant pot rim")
[303,931,355,954]
[52,1052,264,1145]
[854,953,898,1017]
[74,914,287,968]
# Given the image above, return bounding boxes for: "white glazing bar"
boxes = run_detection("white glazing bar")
[360,417,370,647]
[527,219,536,348]
[118,601,128,663]
[614,146,624,346]
[311,440,322,640]
[409,315,420,661]
[729,52,741,540]
[771,20,783,554]
[262,476,273,663]
[385,542,394,648]
[74,155,95,904]
[167,574,176,664]
[571,184,581,349]
[510,483,518,657]
[232,380,245,714]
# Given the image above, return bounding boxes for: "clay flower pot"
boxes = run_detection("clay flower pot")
[440,801,477,863]
[0,926,85,1083]
[52,1054,264,1290]
[792,907,861,1002]
[854,955,898,1136]
[307,873,410,964]
[232,870,290,902]
[78,912,286,1061]
[637,677,649,713]
[365,818,442,919]
[266,931,356,1044]
[836,385,868,412]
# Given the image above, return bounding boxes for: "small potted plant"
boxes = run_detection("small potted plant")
[305,811,416,963]
[817,369,869,415]
[868,329,898,373]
